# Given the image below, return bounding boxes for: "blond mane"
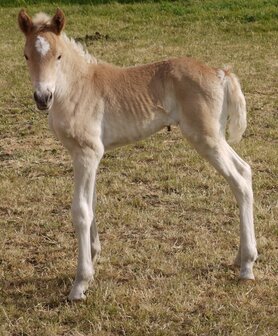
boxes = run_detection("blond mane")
[62,33,97,64]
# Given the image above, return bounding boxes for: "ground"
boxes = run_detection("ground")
[0,1,277,335]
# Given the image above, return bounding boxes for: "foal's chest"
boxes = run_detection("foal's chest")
[48,107,76,147]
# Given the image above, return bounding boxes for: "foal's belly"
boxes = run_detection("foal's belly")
[102,106,176,150]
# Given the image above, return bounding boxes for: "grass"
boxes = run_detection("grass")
[0,0,277,335]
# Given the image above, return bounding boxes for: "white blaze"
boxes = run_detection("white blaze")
[35,36,50,56]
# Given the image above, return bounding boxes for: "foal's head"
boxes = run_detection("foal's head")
[18,9,65,110]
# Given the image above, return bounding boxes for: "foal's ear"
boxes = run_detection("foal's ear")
[51,8,65,35]
[18,9,33,35]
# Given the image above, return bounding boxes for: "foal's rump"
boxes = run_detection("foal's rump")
[169,58,247,145]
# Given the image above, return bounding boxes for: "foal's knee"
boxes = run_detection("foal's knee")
[72,200,93,229]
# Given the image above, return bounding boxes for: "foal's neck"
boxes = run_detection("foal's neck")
[55,39,93,102]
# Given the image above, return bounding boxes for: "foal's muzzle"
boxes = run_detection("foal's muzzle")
[34,90,53,110]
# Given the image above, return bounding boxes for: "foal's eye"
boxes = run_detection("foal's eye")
[57,55,62,60]
[24,54,29,60]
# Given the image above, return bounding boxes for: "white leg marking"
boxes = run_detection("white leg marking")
[193,139,257,279]
[68,149,102,301]
[224,144,257,278]
[91,184,101,264]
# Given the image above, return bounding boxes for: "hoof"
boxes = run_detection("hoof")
[68,272,94,301]
[68,281,89,301]
[68,290,86,302]
[239,270,255,280]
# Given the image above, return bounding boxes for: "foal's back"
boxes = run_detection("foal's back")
[92,57,224,149]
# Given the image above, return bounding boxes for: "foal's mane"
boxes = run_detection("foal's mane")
[33,12,97,64]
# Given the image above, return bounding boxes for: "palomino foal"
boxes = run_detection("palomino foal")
[18,9,257,301]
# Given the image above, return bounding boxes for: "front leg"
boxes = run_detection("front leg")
[91,184,101,265]
[68,147,103,301]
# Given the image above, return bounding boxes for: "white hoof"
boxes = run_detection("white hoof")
[68,288,87,301]
[239,269,255,280]
[68,279,91,301]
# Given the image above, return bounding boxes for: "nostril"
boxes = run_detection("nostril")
[33,91,53,108]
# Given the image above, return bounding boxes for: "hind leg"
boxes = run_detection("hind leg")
[223,143,257,276]
[184,134,257,279]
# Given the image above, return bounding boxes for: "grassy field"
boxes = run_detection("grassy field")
[0,1,277,335]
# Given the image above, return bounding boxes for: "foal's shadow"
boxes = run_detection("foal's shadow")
[1,274,73,309]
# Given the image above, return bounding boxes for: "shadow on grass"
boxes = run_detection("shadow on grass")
[187,262,239,281]
[2,274,72,309]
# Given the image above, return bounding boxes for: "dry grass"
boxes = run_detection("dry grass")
[0,1,277,335]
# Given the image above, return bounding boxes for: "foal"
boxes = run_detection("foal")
[18,9,257,301]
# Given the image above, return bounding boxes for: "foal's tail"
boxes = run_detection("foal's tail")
[223,70,247,144]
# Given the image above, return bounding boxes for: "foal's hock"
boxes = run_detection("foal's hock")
[18,8,257,301]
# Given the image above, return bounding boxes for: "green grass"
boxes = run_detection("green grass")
[0,1,278,335]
